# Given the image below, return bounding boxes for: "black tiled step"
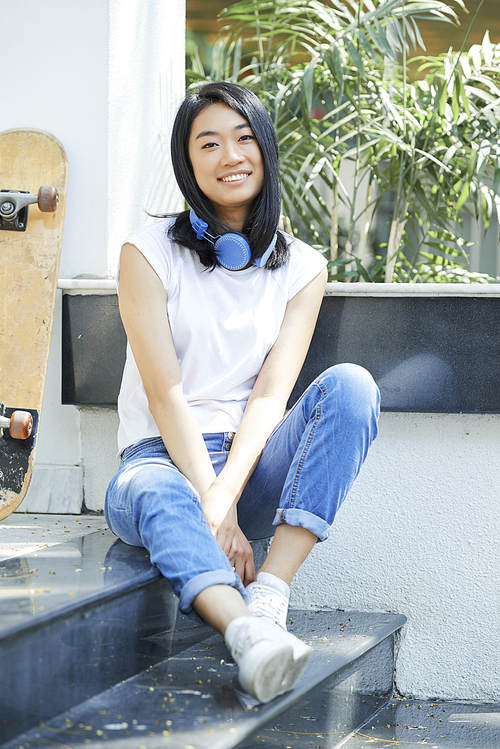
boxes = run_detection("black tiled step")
[340,699,500,748]
[2,610,406,749]
[0,530,211,743]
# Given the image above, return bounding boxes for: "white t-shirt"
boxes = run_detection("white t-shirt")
[116,219,327,454]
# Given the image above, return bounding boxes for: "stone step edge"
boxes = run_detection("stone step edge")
[0,563,160,645]
[2,611,407,749]
[0,530,267,645]
[231,611,408,729]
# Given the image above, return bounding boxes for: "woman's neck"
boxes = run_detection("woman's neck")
[216,207,248,234]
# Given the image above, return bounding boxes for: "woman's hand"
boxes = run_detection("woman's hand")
[223,522,255,587]
[201,487,255,586]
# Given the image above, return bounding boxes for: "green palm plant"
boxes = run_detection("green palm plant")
[187,0,500,282]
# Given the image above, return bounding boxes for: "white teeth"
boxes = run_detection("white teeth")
[221,173,248,182]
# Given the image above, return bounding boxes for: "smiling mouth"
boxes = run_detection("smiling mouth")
[219,173,250,183]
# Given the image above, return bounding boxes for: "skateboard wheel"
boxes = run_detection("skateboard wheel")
[10,411,33,440]
[38,185,59,213]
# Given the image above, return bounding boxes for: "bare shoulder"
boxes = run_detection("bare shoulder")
[288,266,328,309]
[119,243,166,301]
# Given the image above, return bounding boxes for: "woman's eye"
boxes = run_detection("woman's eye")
[202,141,218,149]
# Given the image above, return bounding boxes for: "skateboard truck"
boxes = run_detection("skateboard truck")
[0,410,33,440]
[0,186,59,231]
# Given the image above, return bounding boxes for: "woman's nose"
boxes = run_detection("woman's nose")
[221,142,244,165]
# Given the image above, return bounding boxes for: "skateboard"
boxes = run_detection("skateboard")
[0,129,67,520]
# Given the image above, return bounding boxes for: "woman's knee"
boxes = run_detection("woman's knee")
[317,363,380,419]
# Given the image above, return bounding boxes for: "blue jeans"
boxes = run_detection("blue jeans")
[105,364,380,616]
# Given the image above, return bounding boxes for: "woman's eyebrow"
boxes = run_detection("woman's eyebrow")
[195,122,251,140]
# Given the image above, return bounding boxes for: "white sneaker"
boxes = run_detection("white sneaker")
[225,615,313,703]
[225,616,293,703]
[246,573,312,691]
[279,635,313,692]
[246,572,290,629]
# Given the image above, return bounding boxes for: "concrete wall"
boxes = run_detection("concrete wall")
[291,410,500,702]
[1,0,185,512]
[287,283,500,702]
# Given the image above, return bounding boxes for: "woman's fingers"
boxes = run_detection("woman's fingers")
[243,555,256,587]
[228,528,255,585]
[233,554,246,584]
[218,527,234,557]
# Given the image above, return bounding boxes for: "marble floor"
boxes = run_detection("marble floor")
[342,699,500,749]
[0,513,108,561]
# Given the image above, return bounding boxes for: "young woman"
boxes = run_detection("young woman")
[105,81,380,704]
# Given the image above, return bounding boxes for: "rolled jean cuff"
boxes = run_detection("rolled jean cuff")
[179,569,247,617]
[273,508,330,543]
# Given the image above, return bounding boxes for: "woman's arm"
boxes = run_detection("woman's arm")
[201,266,328,567]
[223,265,327,493]
[118,243,216,497]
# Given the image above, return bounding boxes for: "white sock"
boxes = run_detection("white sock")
[256,571,290,598]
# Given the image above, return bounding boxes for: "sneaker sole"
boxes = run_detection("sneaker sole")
[238,640,294,704]
[281,637,313,691]
[244,613,313,692]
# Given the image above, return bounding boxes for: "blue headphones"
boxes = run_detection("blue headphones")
[189,208,276,271]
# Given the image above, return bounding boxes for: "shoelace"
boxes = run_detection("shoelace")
[249,585,288,624]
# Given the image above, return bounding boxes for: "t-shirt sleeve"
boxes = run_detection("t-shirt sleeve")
[285,235,328,301]
[117,221,172,291]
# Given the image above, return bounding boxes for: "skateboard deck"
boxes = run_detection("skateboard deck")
[0,129,67,520]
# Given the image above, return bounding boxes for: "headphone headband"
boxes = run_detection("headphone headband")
[189,208,276,271]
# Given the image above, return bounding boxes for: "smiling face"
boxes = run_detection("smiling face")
[188,102,265,231]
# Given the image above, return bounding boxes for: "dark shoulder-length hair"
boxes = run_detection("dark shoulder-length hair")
[168,81,289,270]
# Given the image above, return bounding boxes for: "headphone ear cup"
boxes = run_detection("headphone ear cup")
[214,233,251,271]
[189,207,276,270]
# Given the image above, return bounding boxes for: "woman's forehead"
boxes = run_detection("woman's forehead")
[191,102,250,133]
